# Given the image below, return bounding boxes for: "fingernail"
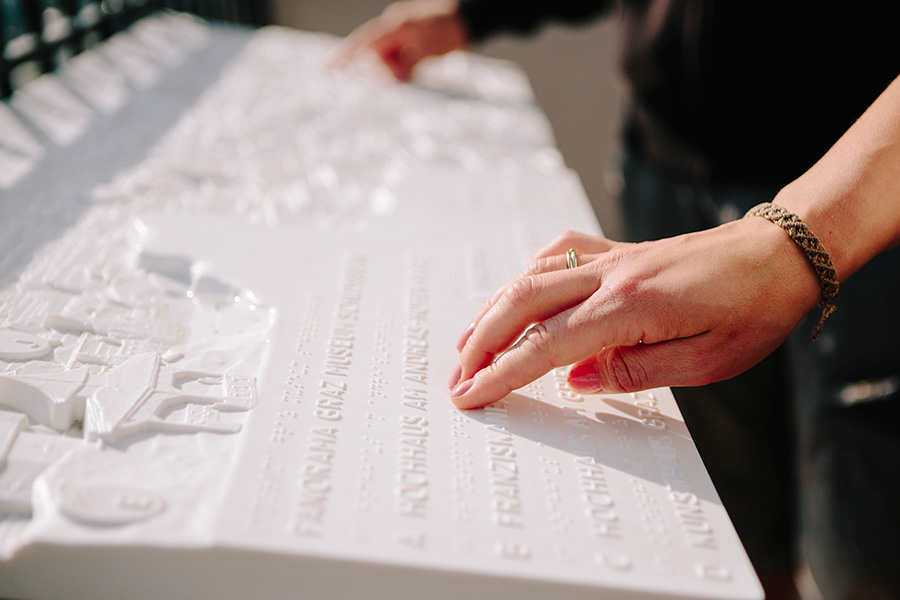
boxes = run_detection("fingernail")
[455,323,475,352]
[568,362,602,393]
[447,363,462,390]
[451,377,474,399]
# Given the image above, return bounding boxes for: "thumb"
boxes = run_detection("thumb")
[566,335,730,394]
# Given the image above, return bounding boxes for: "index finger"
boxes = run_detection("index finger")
[458,251,602,353]
[451,299,612,409]
[456,234,618,350]
[457,264,601,383]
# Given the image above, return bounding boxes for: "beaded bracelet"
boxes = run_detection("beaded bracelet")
[745,202,838,340]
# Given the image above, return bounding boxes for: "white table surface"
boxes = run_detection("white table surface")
[0,13,762,600]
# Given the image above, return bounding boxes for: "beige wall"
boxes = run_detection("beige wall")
[270,1,624,238]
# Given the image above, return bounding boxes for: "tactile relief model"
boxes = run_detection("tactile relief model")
[0,13,762,600]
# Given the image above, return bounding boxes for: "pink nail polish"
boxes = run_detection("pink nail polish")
[451,377,474,399]
[568,362,602,393]
[448,363,462,390]
[455,323,475,352]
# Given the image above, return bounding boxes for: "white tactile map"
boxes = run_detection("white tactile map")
[0,14,763,600]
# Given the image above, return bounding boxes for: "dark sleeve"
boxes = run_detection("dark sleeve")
[457,0,612,43]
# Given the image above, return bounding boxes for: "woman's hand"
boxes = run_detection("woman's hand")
[446,75,900,410]
[448,220,822,409]
[333,0,468,81]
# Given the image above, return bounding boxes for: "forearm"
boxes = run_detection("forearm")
[774,74,900,283]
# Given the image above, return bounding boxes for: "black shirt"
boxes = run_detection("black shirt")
[458,0,897,186]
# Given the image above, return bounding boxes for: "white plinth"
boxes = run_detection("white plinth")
[0,16,762,600]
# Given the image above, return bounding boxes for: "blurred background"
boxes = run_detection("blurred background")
[1,0,624,237]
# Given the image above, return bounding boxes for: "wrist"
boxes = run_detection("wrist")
[737,215,822,316]
[770,181,855,283]
[744,202,839,338]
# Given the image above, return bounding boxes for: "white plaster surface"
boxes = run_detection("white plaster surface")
[0,15,762,600]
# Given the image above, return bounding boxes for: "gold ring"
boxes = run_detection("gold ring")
[566,248,578,269]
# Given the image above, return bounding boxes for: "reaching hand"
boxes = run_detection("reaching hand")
[333,0,469,81]
[448,221,822,409]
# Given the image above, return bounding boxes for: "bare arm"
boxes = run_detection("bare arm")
[774,75,900,280]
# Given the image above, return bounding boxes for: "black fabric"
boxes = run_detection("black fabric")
[457,0,610,43]
[459,0,898,187]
